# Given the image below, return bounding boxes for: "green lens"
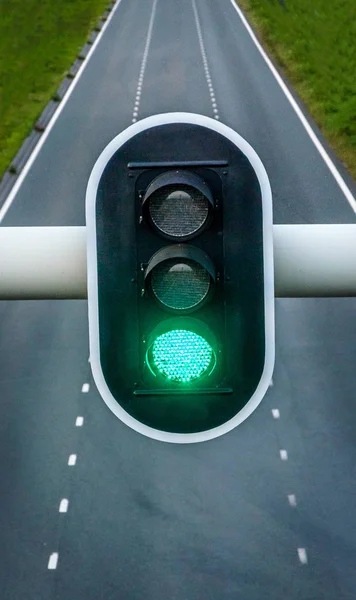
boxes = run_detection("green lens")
[151,329,214,382]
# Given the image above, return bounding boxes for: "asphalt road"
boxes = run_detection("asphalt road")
[1,0,356,598]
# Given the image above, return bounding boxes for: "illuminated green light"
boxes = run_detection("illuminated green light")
[151,329,214,382]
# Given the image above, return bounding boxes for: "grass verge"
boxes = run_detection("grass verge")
[0,0,110,179]
[236,0,356,180]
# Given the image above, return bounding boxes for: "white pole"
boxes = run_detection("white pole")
[274,224,356,297]
[0,225,356,299]
[0,227,87,299]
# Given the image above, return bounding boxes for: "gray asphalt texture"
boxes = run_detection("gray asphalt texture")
[1,0,356,598]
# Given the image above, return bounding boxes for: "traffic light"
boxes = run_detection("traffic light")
[86,113,274,443]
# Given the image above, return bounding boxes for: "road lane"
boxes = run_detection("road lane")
[141,0,212,118]
[1,0,356,598]
[0,0,160,597]
[0,300,89,600]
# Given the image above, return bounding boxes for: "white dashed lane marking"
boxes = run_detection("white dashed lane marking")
[48,553,59,570]
[132,0,158,123]
[288,494,297,507]
[192,0,220,120]
[272,408,280,419]
[68,454,77,466]
[59,499,69,513]
[298,548,308,564]
[280,449,288,461]
[75,416,84,427]
[81,383,90,393]
[269,378,274,387]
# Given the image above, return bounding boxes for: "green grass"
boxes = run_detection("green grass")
[0,0,110,178]
[237,0,356,180]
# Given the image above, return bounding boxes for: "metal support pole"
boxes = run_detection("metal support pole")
[274,224,356,297]
[0,225,356,299]
[0,227,87,300]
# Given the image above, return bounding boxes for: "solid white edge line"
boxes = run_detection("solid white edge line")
[229,0,356,213]
[0,0,124,224]
[48,553,59,570]
[86,112,275,444]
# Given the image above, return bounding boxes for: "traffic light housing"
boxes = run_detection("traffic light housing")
[86,113,274,443]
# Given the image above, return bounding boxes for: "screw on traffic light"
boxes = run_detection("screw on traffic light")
[86,113,274,443]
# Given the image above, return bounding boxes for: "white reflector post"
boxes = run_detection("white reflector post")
[0,225,356,298]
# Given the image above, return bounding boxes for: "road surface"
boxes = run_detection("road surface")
[1,0,356,598]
